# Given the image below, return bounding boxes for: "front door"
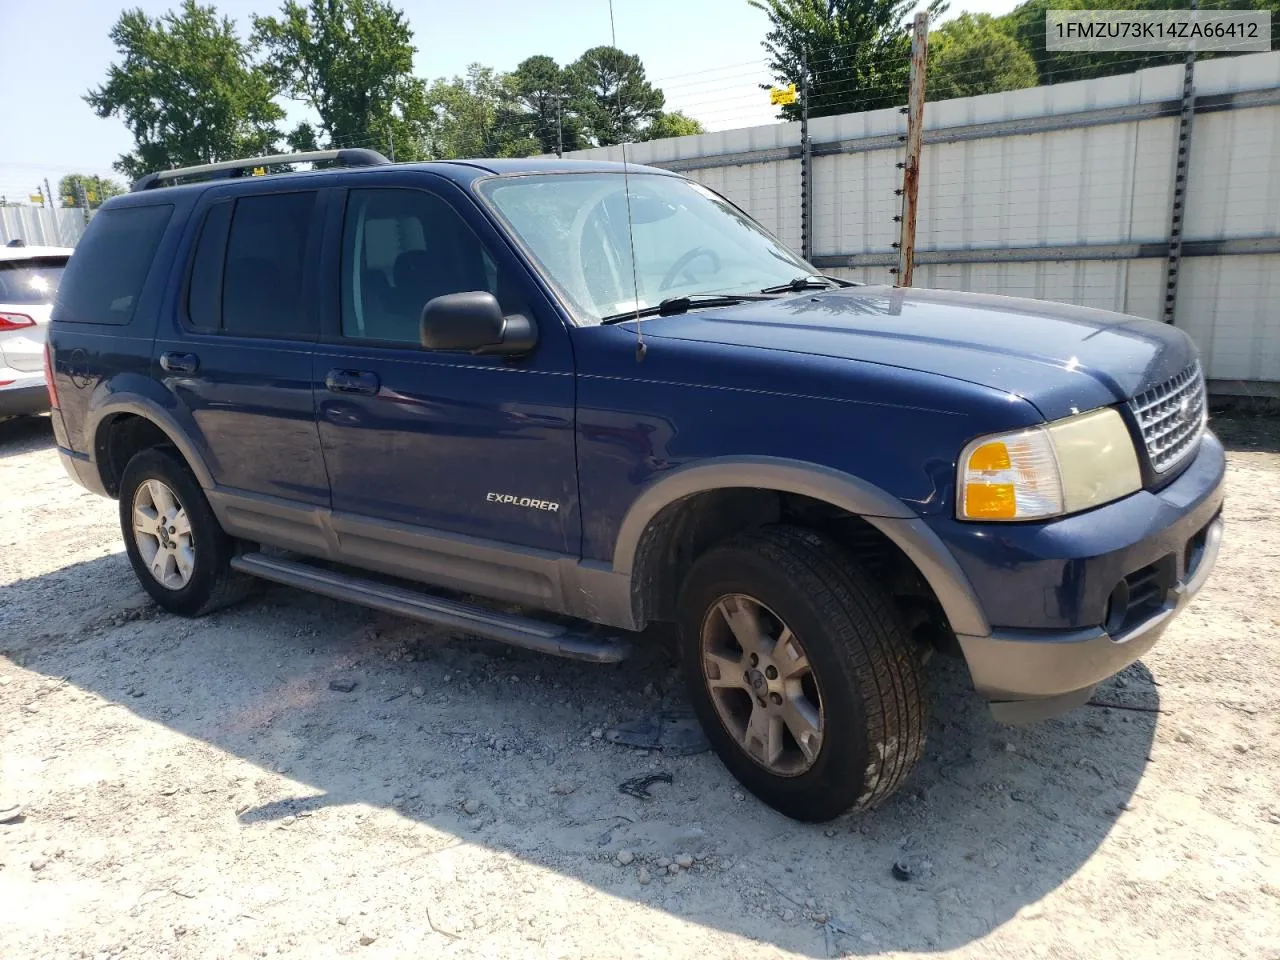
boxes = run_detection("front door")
[312,177,579,603]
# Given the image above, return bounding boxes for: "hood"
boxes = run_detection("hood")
[634,286,1195,421]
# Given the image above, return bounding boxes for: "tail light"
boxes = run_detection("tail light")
[43,341,59,409]
[0,311,36,331]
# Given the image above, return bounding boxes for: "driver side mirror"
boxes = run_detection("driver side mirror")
[419,291,537,356]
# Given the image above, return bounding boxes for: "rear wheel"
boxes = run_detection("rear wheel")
[119,448,254,616]
[678,525,928,821]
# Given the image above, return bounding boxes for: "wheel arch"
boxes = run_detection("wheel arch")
[88,395,214,497]
[615,457,990,639]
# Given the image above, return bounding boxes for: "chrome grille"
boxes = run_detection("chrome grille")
[1129,361,1206,473]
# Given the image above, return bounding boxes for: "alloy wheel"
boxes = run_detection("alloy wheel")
[132,478,195,590]
[699,593,825,776]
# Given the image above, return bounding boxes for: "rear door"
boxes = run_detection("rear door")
[155,184,331,513]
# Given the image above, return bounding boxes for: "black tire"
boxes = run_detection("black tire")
[678,525,927,821]
[118,447,255,617]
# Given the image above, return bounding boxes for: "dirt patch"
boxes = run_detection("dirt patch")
[2,413,1278,959]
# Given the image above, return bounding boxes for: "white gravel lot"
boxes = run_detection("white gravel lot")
[1,413,1277,960]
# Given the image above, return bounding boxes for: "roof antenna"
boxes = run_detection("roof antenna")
[607,0,646,362]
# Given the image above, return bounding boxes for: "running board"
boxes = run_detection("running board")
[230,553,630,664]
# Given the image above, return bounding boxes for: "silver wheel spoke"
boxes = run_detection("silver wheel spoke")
[133,504,160,538]
[704,649,746,689]
[171,510,192,538]
[146,480,177,518]
[782,699,823,763]
[775,628,810,679]
[744,706,785,767]
[716,597,766,657]
[136,534,159,567]
[175,544,195,580]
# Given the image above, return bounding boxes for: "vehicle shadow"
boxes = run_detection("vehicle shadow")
[1212,411,1280,455]
[3,554,1156,956]
[0,414,54,459]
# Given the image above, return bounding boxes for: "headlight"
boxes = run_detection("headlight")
[958,408,1141,521]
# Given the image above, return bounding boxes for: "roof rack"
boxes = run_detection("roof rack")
[130,148,390,192]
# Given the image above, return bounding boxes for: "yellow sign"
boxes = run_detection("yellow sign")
[29,193,44,205]
[251,166,267,176]
[770,84,798,105]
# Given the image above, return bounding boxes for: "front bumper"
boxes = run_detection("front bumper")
[958,511,1221,721]
[948,432,1226,722]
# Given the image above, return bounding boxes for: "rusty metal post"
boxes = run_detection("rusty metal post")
[896,12,929,287]
[1162,0,1198,324]
[800,49,812,261]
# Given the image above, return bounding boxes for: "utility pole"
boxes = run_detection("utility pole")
[895,12,929,288]
[800,49,812,261]
[44,178,55,211]
[386,122,395,162]
[556,96,565,158]
[75,181,90,224]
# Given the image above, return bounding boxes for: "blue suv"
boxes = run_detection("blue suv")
[47,150,1224,821]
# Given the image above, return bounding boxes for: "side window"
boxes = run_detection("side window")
[340,188,515,344]
[186,200,232,332]
[53,204,173,325]
[220,191,318,340]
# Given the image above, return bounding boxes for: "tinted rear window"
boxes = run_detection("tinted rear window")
[187,201,232,332]
[54,205,172,324]
[221,192,317,340]
[0,257,68,305]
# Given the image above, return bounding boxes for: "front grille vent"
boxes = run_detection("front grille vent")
[1129,361,1207,474]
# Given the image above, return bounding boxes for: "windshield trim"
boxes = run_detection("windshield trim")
[470,170,818,328]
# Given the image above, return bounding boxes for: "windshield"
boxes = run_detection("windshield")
[0,257,67,305]
[477,173,815,324]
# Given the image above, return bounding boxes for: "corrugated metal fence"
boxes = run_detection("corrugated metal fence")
[0,206,89,248]
[569,52,1280,392]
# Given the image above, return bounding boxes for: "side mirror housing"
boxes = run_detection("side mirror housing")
[419,291,536,356]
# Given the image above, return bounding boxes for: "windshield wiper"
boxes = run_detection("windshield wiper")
[759,275,839,294]
[600,293,773,324]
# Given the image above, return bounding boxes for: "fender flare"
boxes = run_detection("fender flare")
[86,391,216,491]
[611,456,990,638]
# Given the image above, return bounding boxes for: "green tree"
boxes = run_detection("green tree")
[285,120,323,153]
[750,0,947,118]
[252,0,428,158]
[425,65,538,159]
[86,1,284,180]
[567,46,664,146]
[642,111,706,140]
[507,55,582,155]
[927,13,1038,101]
[57,174,125,209]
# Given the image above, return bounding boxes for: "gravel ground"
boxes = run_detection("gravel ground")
[1,413,1278,960]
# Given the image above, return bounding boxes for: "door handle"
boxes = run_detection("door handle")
[325,369,380,396]
[159,351,200,374]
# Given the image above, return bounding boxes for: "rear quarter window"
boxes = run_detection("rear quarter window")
[53,204,173,324]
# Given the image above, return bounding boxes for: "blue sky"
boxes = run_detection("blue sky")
[0,0,1019,198]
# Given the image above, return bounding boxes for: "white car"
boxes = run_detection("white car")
[0,243,72,417]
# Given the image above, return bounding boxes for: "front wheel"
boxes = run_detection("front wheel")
[678,525,928,821]
[119,448,254,617]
